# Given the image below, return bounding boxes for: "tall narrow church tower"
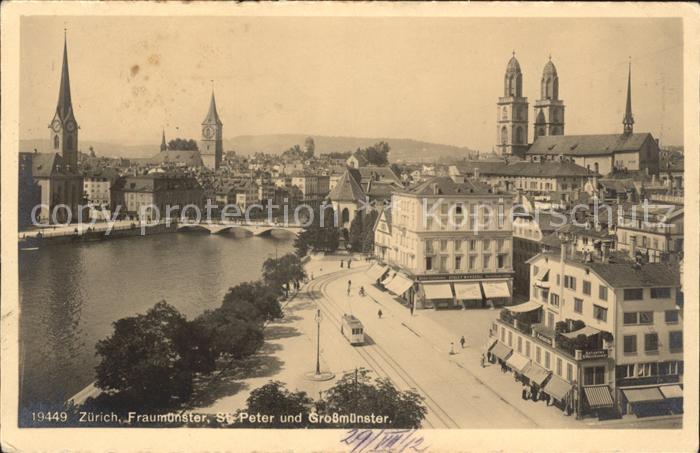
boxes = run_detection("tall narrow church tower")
[533,56,565,140]
[49,33,79,170]
[160,129,167,152]
[200,91,223,170]
[623,61,634,135]
[496,53,529,157]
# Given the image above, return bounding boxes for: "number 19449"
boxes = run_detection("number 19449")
[31,411,68,423]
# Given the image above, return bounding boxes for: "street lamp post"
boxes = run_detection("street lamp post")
[315,309,321,375]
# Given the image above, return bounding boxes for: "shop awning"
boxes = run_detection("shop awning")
[623,387,665,404]
[659,385,683,399]
[534,269,550,288]
[506,353,531,373]
[507,300,543,313]
[562,325,602,339]
[523,362,551,386]
[381,273,396,286]
[489,341,513,361]
[366,264,389,281]
[544,375,573,401]
[584,385,614,409]
[453,282,482,300]
[422,283,453,300]
[482,281,511,299]
[485,337,498,352]
[386,274,414,296]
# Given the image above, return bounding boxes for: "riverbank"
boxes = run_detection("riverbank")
[19,221,179,248]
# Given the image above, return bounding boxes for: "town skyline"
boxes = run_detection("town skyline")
[20,16,683,153]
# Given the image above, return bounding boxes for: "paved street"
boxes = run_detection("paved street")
[193,254,681,429]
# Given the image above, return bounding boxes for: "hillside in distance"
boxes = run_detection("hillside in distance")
[227,134,477,162]
[20,134,477,162]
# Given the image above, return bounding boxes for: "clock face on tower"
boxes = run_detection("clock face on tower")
[51,119,62,132]
[66,121,76,132]
[203,126,214,139]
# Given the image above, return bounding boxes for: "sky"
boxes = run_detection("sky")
[20,16,683,151]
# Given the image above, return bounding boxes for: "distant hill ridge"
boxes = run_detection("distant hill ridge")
[20,134,476,162]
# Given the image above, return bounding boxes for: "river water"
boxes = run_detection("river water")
[18,231,295,412]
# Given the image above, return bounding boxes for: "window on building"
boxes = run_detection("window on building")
[455,255,462,270]
[536,346,541,364]
[547,312,554,328]
[623,312,638,325]
[665,310,679,324]
[574,298,583,314]
[440,240,448,251]
[454,239,462,251]
[550,293,560,307]
[425,257,432,271]
[593,305,608,322]
[483,239,491,250]
[583,280,591,295]
[440,256,447,272]
[498,205,505,228]
[669,331,683,351]
[507,330,513,347]
[556,358,562,376]
[623,335,637,354]
[598,285,608,301]
[483,254,490,269]
[566,363,573,382]
[651,287,671,299]
[644,333,659,352]
[564,275,577,290]
[624,288,644,300]
[639,311,654,324]
[525,340,531,358]
[533,265,539,276]
[501,327,505,342]
[469,240,476,251]
[517,336,523,353]
[544,351,551,369]
[541,288,550,302]
[583,366,605,385]
[497,254,507,269]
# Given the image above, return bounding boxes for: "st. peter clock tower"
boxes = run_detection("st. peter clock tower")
[50,33,79,171]
[200,91,223,171]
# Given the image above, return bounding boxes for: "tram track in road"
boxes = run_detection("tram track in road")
[305,269,459,429]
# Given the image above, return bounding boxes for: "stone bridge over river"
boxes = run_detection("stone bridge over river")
[176,221,304,236]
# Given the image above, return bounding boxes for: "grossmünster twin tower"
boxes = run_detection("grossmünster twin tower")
[497,53,566,157]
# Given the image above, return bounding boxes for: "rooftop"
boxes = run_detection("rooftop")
[527,133,655,156]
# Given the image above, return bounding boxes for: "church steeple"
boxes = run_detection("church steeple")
[49,30,79,170]
[623,59,634,135]
[56,30,74,123]
[161,129,167,152]
[497,52,529,157]
[201,88,223,170]
[202,90,222,126]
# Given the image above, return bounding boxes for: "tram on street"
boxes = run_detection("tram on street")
[340,314,365,345]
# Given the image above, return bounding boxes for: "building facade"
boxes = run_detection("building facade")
[374,175,515,309]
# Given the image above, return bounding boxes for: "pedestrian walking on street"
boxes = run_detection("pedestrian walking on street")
[377,309,383,319]
[347,280,352,296]
[341,260,344,268]
[521,383,528,400]
[480,353,486,368]
[347,259,351,268]
[449,342,455,355]
[460,336,466,348]
[410,303,414,316]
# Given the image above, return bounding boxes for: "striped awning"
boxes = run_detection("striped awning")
[489,341,513,361]
[523,362,551,386]
[507,300,543,313]
[659,385,683,399]
[366,263,389,281]
[422,283,453,300]
[623,387,665,403]
[454,282,482,300]
[584,385,614,409]
[381,273,396,286]
[482,281,511,298]
[386,274,414,296]
[543,375,573,401]
[534,269,550,288]
[505,353,531,373]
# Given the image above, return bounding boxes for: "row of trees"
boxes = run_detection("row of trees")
[167,138,199,151]
[236,368,427,428]
[89,253,306,411]
[293,205,341,256]
[355,141,390,166]
[347,210,378,253]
